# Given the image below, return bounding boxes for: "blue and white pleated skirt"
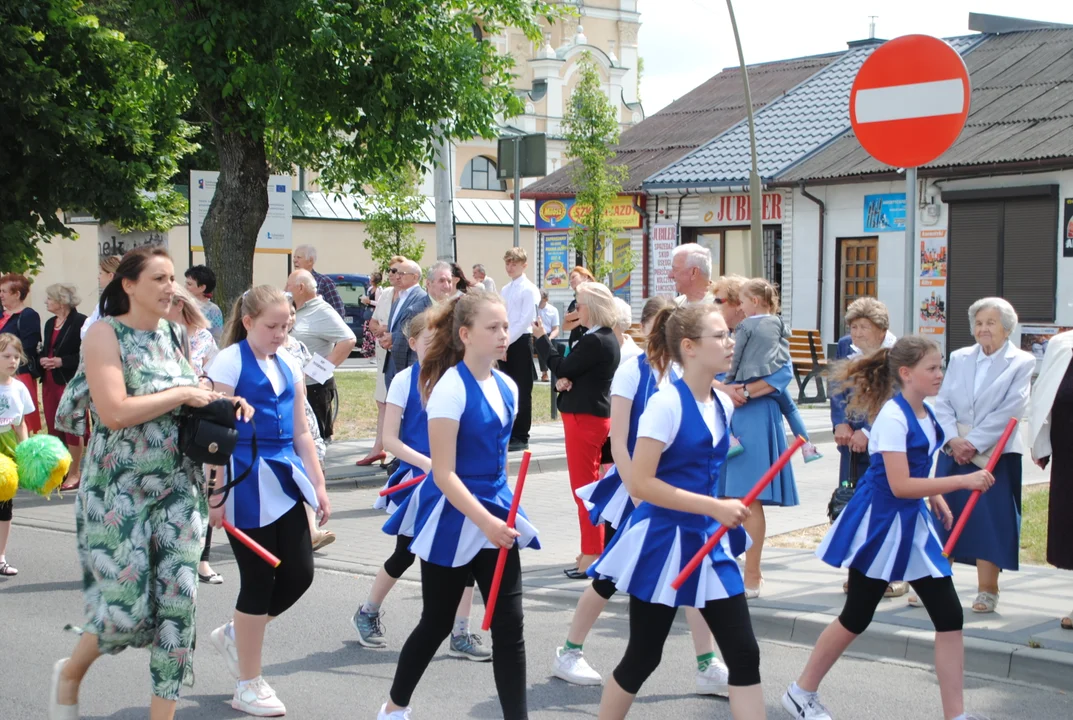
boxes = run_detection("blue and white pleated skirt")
[383,473,540,567]
[374,461,424,514]
[575,464,635,530]
[816,483,951,581]
[226,441,319,530]
[587,505,751,607]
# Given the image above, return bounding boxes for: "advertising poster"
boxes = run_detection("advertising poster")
[541,233,570,289]
[863,193,907,232]
[612,236,631,302]
[919,229,947,285]
[651,224,678,297]
[1020,325,1073,361]
[1064,198,1073,257]
[190,170,292,252]
[535,197,641,232]
[917,287,947,333]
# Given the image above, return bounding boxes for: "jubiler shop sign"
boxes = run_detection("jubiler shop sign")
[697,192,783,226]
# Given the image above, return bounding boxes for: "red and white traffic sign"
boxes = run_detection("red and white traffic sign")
[850,34,971,168]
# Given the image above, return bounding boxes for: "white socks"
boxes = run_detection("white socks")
[237,674,261,689]
[362,600,381,614]
[452,617,469,638]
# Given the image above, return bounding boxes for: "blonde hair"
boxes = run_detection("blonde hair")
[170,284,210,331]
[404,309,432,341]
[845,297,890,331]
[45,283,81,309]
[222,285,289,347]
[0,334,26,366]
[647,303,723,379]
[503,247,527,263]
[419,291,504,403]
[710,274,747,304]
[831,336,940,422]
[576,282,618,330]
[741,278,780,314]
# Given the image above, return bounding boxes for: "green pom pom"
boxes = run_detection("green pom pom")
[0,454,17,502]
[16,434,72,497]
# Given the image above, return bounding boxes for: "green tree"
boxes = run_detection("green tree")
[562,53,630,284]
[0,0,193,273]
[359,166,427,273]
[123,0,557,310]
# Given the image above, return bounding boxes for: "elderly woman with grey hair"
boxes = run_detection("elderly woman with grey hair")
[931,297,1035,613]
[40,283,88,490]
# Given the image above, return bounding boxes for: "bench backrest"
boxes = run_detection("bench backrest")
[789,329,825,365]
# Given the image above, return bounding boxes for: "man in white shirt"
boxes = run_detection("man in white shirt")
[670,243,715,307]
[377,257,431,390]
[536,290,560,382]
[286,269,357,440]
[472,263,496,293]
[499,248,541,450]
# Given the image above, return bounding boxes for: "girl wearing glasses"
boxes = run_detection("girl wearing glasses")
[589,303,765,720]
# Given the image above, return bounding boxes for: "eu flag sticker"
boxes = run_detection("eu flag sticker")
[275,184,286,193]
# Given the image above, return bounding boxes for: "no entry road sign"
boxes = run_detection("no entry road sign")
[850,35,971,168]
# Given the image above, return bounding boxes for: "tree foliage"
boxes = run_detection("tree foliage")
[359,166,427,274]
[0,0,193,273]
[562,53,630,285]
[122,0,558,310]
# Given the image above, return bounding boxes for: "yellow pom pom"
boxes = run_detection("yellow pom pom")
[0,454,17,502]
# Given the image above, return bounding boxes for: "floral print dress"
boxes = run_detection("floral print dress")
[56,317,202,700]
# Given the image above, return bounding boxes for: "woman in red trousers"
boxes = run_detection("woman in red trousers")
[534,281,620,578]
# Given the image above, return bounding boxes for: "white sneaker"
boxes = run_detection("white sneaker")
[695,658,729,695]
[232,677,286,717]
[552,646,603,686]
[49,659,78,720]
[210,622,240,679]
[782,683,833,719]
[377,703,412,719]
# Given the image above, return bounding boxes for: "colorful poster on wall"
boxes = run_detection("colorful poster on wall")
[542,233,570,289]
[1020,325,1073,361]
[919,229,947,285]
[612,236,631,302]
[651,224,678,297]
[917,285,947,338]
[863,193,907,233]
[1064,198,1073,257]
[536,197,642,231]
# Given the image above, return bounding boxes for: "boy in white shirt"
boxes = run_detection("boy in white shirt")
[499,248,541,450]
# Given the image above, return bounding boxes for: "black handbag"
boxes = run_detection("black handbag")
[827,451,865,523]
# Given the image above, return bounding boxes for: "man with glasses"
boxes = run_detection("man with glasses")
[379,258,430,390]
[669,243,714,307]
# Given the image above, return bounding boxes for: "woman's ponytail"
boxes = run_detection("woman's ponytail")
[645,305,677,379]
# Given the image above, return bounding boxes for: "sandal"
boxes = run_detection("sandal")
[198,571,224,585]
[907,593,923,607]
[1061,612,1072,630]
[744,578,764,600]
[884,581,909,598]
[60,476,80,491]
[563,568,589,580]
[311,530,336,551]
[972,591,999,613]
[0,561,18,576]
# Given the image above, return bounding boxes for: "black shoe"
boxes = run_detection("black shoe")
[508,440,529,452]
[563,568,589,580]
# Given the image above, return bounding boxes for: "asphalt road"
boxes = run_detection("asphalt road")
[3,525,1071,719]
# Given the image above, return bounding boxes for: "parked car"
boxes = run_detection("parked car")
[326,273,371,356]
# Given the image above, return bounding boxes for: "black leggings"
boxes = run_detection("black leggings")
[201,525,213,562]
[390,548,526,719]
[592,522,617,599]
[229,502,315,617]
[840,567,963,634]
[0,500,11,522]
[613,594,760,694]
[383,535,475,591]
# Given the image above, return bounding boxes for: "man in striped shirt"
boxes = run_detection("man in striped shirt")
[294,244,345,317]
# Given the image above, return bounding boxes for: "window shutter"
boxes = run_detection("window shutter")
[1002,197,1056,323]
[948,201,1001,353]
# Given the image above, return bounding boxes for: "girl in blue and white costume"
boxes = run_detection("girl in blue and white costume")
[782,337,994,720]
[556,297,736,697]
[379,291,539,720]
[204,285,332,718]
[591,303,765,720]
[354,310,489,661]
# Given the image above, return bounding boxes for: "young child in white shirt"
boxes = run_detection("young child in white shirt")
[0,334,34,576]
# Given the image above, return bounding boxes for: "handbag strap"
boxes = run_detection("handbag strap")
[208,402,258,509]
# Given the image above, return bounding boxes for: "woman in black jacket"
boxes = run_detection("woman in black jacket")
[40,283,88,490]
[0,273,42,433]
[534,281,620,578]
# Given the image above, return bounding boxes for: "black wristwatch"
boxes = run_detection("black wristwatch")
[742,386,751,400]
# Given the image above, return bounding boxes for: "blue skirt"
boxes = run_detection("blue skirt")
[717,395,799,507]
[374,461,423,514]
[937,453,1022,571]
[817,481,951,582]
[575,465,635,530]
[587,504,750,608]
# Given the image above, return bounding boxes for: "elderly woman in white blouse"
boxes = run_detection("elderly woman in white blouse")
[932,297,1035,613]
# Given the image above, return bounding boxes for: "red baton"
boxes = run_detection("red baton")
[481,450,532,631]
[378,473,427,497]
[223,520,281,568]
[942,417,1018,558]
[671,435,807,591]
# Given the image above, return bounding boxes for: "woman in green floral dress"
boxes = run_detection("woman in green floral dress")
[48,247,250,720]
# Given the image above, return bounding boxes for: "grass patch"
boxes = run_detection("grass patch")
[332,372,555,441]
[769,483,1052,566]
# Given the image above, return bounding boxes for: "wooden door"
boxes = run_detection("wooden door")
[837,238,878,337]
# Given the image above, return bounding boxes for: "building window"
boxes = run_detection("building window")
[460,156,505,191]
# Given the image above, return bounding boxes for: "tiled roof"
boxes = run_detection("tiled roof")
[778,29,1073,182]
[644,35,984,190]
[291,192,534,227]
[521,52,842,196]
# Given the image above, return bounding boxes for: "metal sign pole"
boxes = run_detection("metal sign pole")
[513,138,521,248]
[904,167,917,336]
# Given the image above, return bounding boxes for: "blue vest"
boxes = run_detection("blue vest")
[236,340,295,449]
[651,379,730,530]
[626,353,658,454]
[860,393,945,504]
[454,361,515,486]
[400,362,429,456]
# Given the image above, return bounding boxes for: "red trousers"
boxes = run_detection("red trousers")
[16,373,41,434]
[561,412,611,555]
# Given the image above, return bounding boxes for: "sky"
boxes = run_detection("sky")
[636,0,1072,114]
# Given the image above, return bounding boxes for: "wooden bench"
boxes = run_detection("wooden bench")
[789,329,828,404]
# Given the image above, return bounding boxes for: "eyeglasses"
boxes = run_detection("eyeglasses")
[689,332,733,343]
[389,268,415,275]
[712,297,726,305]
